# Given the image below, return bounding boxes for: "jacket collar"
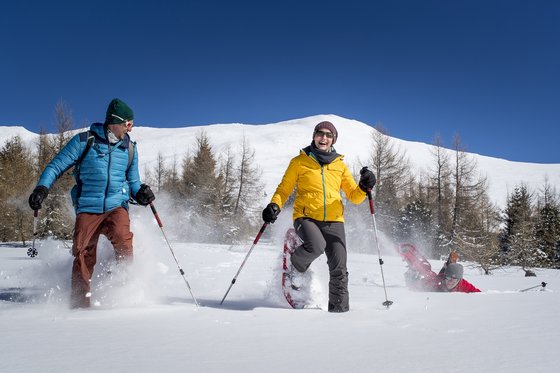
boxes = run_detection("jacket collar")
[303,142,340,165]
[89,122,130,149]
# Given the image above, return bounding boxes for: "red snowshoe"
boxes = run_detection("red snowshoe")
[282,228,310,309]
[396,243,432,273]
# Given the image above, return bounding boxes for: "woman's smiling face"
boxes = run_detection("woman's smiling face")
[314,129,334,151]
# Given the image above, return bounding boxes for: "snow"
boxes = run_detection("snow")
[1,205,559,372]
[2,116,560,371]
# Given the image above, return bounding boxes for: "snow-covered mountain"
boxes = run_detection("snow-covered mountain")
[2,115,560,207]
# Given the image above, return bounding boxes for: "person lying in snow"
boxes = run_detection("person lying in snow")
[399,245,481,293]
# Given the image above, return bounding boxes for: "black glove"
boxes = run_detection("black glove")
[359,167,376,193]
[28,186,49,211]
[135,184,155,206]
[262,203,281,224]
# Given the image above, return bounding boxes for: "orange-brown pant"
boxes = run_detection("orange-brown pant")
[71,207,133,308]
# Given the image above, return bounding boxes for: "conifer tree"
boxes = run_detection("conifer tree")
[534,180,560,266]
[37,100,75,239]
[0,136,35,243]
[500,184,543,272]
[180,131,222,242]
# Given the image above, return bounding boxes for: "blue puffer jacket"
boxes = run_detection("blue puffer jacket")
[37,123,142,214]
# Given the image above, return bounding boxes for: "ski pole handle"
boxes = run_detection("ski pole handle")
[360,166,375,214]
[149,202,163,228]
[34,210,38,218]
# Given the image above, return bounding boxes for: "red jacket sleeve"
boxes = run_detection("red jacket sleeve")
[453,279,481,293]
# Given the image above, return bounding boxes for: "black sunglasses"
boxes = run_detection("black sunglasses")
[315,130,334,139]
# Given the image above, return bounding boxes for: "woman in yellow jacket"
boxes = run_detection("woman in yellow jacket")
[262,121,376,312]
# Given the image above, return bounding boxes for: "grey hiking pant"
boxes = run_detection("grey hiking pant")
[291,218,349,311]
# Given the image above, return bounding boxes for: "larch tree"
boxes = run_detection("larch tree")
[367,124,412,237]
[427,134,453,257]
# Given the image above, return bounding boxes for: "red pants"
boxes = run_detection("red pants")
[71,207,133,308]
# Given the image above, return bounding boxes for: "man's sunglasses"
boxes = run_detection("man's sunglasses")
[111,114,133,127]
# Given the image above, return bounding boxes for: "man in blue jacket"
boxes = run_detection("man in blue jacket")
[28,98,155,308]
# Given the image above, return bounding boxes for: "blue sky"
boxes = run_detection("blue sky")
[1,0,559,163]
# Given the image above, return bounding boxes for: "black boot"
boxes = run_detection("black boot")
[328,299,349,313]
[328,271,349,312]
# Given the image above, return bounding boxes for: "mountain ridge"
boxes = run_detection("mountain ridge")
[2,114,559,207]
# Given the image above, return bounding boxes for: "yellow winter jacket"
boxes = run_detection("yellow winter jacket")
[271,149,366,222]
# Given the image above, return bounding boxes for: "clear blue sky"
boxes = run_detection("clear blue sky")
[1,0,559,163]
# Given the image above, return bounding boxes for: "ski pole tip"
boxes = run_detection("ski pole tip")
[382,300,393,308]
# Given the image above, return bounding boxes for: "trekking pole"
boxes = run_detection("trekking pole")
[149,203,199,307]
[27,210,39,258]
[519,282,547,292]
[220,223,268,305]
[361,169,392,308]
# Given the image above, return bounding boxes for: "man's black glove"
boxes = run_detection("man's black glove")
[359,167,376,193]
[135,184,155,206]
[28,186,49,211]
[262,203,281,224]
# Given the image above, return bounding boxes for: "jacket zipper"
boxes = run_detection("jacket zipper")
[103,141,111,212]
[102,139,125,212]
[309,152,329,221]
[321,165,326,221]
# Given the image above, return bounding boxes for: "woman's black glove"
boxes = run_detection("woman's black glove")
[262,203,281,223]
[359,167,376,193]
[135,184,155,206]
[28,186,49,210]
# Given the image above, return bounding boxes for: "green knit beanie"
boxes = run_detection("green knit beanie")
[104,98,134,125]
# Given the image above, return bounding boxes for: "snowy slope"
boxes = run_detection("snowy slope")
[2,115,560,208]
[1,205,558,373]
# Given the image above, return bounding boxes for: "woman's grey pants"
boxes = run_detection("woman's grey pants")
[291,218,349,311]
